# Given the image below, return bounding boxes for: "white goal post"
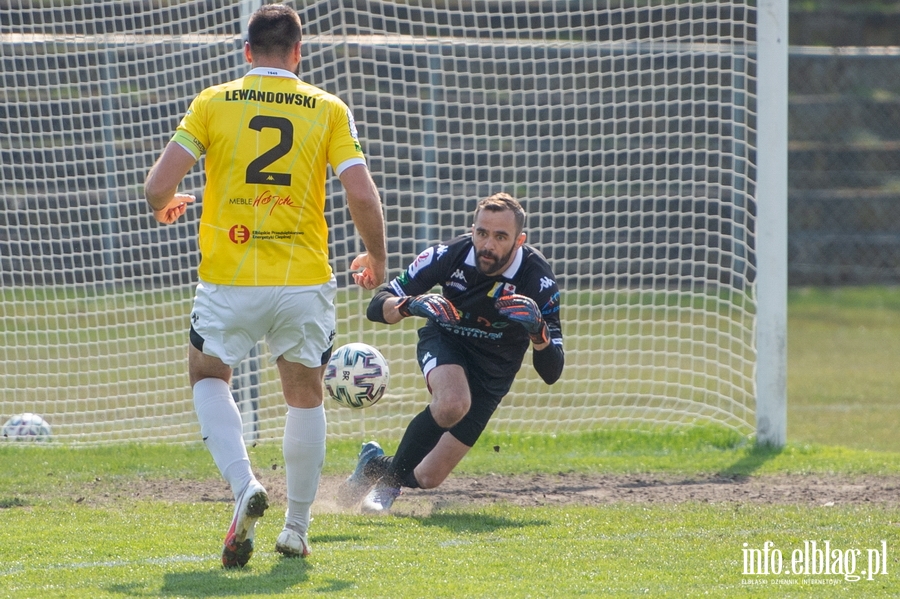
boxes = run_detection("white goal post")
[0,1,786,446]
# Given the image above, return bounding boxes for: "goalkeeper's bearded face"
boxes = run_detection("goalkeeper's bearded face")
[471,209,526,276]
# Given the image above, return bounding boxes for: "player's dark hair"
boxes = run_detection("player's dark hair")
[247,4,302,56]
[474,192,526,233]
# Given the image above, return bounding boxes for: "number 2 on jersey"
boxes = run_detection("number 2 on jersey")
[246,115,293,186]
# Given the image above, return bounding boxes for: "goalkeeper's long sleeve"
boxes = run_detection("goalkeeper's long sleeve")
[532,337,564,385]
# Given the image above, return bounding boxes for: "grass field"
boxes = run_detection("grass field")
[1,283,760,441]
[1,287,900,597]
[1,429,899,598]
[787,287,900,453]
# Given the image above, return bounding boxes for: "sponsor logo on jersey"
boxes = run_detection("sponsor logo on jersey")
[446,269,467,290]
[391,272,410,294]
[438,322,504,340]
[251,230,303,241]
[408,247,435,279]
[488,281,517,298]
[475,316,509,329]
[225,88,317,108]
[539,276,555,292]
[252,190,299,215]
[436,244,448,259]
[542,291,561,315]
[229,224,251,244]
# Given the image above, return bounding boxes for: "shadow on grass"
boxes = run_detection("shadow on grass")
[107,555,332,597]
[717,443,784,478]
[0,496,28,508]
[409,512,550,534]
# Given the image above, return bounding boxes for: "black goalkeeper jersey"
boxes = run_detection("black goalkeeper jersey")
[384,234,564,371]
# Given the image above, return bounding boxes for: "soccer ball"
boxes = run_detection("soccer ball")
[2,413,52,442]
[325,342,390,409]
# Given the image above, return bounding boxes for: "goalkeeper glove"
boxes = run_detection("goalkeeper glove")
[495,294,550,345]
[396,294,460,325]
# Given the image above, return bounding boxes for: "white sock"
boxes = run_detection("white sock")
[193,378,254,499]
[282,404,327,534]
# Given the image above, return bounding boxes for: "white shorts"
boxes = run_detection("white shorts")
[189,278,337,369]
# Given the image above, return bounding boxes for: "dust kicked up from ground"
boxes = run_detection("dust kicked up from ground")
[75,472,900,516]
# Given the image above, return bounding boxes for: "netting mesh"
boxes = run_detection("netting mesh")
[1,1,757,444]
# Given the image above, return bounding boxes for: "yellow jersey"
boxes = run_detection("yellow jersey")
[172,67,366,286]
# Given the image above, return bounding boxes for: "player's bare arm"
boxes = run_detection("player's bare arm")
[144,142,198,224]
[341,164,387,289]
[373,293,406,325]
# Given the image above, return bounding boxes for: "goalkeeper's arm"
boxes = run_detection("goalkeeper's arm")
[532,331,564,385]
[367,289,404,324]
[367,289,459,326]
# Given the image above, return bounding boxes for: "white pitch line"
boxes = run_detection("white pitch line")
[0,553,215,576]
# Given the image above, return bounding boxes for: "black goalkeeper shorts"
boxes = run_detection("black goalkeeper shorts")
[415,325,520,447]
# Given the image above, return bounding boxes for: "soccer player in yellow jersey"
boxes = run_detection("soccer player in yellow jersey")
[144,4,386,567]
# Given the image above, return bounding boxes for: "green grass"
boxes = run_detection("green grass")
[2,430,900,598]
[2,428,900,500]
[1,283,761,442]
[3,501,896,598]
[3,286,900,596]
[788,286,900,452]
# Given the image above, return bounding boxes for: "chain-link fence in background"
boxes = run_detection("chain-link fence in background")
[789,4,900,286]
[1,3,896,288]
[790,46,900,285]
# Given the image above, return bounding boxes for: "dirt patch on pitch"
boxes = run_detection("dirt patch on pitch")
[73,472,900,513]
[383,473,900,510]
[315,473,900,514]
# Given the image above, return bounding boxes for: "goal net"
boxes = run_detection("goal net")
[1,1,759,444]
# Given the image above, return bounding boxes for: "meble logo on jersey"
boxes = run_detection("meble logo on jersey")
[228,191,299,216]
[252,190,298,216]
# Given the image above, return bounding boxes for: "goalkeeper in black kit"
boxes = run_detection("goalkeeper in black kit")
[338,192,565,513]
